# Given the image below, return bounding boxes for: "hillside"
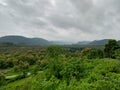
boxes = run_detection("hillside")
[76,39,120,46]
[118,40,120,44]
[0,36,119,46]
[88,39,110,45]
[77,41,91,45]
[76,39,110,45]
[0,36,50,46]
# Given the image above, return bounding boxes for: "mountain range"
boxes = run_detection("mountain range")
[77,41,91,45]
[0,36,50,46]
[88,39,110,45]
[0,35,119,46]
[0,35,75,46]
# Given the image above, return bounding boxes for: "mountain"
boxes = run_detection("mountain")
[0,36,50,46]
[118,40,120,44]
[88,39,110,45]
[30,38,50,45]
[76,39,110,45]
[0,36,119,46]
[76,39,120,46]
[77,41,91,45]
[50,41,75,45]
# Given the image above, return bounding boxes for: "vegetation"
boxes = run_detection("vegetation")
[104,39,120,58]
[0,40,120,90]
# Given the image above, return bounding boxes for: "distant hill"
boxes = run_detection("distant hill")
[77,41,91,45]
[118,40,120,44]
[50,41,74,45]
[0,36,50,46]
[0,36,119,46]
[88,39,120,45]
[76,39,110,45]
[76,39,119,45]
[88,39,110,45]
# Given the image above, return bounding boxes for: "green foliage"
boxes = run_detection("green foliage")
[2,58,120,90]
[0,46,46,69]
[1,46,120,90]
[0,72,5,86]
[80,48,92,57]
[47,45,63,59]
[45,58,63,80]
[18,55,37,65]
[0,55,15,69]
[114,49,120,60]
[45,46,64,79]
[104,39,120,58]
[87,49,104,59]
[61,58,85,85]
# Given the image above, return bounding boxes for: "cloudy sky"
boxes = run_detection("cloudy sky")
[0,0,120,41]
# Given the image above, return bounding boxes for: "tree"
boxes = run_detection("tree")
[80,48,92,57]
[87,49,104,59]
[104,39,119,58]
[18,55,36,65]
[61,58,85,85]
[18,61,29,78]
[47,45,63,59]
[114,49,120,59]
[46,46,63,79]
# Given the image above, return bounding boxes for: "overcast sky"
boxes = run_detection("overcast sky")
[0,0,120,41]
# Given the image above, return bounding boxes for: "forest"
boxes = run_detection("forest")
[0,39,120,90]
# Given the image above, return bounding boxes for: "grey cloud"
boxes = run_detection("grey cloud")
[47,0,120,35]
[70,0,93,13]
[0,0,120,41]
[46,0,104,33]
[5,0,49,24]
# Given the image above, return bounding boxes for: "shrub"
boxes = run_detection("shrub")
[0,72,5,86]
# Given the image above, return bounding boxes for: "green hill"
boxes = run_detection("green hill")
[88,39,110,45]
[0,36,50,46]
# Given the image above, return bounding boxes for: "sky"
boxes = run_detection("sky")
[0,0,120,42]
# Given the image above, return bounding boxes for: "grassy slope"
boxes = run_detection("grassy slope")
[1,77,33,90]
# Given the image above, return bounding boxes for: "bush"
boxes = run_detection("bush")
[104,39,120,58]
[0,72,5,86]
[61,58,85,85]
[87,49,104,59]
[114,49,120,59]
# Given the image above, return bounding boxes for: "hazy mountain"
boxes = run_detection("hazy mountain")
[30,38,50,45]
[0,36,119,46]
[118,40,120,44]
[0,36,50,46]
[77,41,91,45]
[50,41,75,45]
[76,39,110,45]
[88,39,110,45]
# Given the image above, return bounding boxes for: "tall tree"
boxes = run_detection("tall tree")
[46,46,63,79]
[104,39,119,58]
[47,45,63,59]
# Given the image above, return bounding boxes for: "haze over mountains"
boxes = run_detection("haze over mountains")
[0,35,119,46]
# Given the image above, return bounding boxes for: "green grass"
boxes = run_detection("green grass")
[1,77,33,90]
